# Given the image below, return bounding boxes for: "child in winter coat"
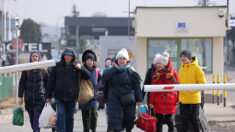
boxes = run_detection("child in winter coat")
[149,52,179,132]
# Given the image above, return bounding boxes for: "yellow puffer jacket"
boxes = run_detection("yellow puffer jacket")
[179,56,206,104]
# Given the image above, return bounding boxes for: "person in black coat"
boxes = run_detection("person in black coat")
[46,48,90,132]
[103,49,142,132]
[18,50,48,132]
[142,53,160,111]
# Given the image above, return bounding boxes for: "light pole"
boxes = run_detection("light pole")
[76,26,80,57]
[15,16,19,104]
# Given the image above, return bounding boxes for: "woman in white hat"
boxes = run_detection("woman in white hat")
[103,48,142,132]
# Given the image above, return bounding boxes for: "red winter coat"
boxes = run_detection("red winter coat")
[149,59,179,115]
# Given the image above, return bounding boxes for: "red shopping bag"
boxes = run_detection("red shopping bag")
[137,113,158,132]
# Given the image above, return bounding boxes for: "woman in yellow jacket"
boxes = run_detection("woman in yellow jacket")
[179,50,206,132]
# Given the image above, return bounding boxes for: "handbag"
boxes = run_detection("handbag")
[96,80,105,105]
[78,72,94,104]
[137,106,157,132]
[120,90,135,106]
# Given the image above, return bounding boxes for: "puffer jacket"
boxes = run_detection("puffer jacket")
[179,56,206,104]
[18,51,48,111]
[103,66,142,131]
[149,59,178,115]
[46,48,91,102]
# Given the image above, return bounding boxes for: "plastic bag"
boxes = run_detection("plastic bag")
[39,103,56,128]
[12,105,24,126]
[138,102,148,115]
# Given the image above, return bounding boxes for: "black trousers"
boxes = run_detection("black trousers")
[155,113,174,132]
[180,104,200,132]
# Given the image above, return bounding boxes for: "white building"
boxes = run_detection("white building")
[134,6,227,82]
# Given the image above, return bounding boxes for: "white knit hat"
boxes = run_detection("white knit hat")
[116,48,129,61]
[153,53,161,65]
[157,52,169,66]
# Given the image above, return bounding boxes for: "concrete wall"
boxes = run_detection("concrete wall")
[135,7,226,38]
[99,36,136,70]
[136,37,147,80]
[212,37,224,79]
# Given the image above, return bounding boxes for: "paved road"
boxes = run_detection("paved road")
[0,108,167,132]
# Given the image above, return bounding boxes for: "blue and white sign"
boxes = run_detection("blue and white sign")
[231,19,235,27]
[175,22,189,32]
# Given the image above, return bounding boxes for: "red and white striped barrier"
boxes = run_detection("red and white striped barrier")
[0,60,56,74]
[144,83,235,92]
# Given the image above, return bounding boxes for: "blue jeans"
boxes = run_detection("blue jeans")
[55,99,75,132]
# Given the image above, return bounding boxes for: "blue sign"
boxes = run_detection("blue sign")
[231,19,235,27]
[175,22,189,32]
[178,22,186,28]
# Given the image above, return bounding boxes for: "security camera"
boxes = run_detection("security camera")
[218,9,226,18]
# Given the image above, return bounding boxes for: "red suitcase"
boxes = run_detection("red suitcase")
[137,113,158,132]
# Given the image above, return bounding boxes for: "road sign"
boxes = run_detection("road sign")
[11,38,24,50]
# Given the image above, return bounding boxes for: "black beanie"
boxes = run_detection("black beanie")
[180,50,192,60]
[85,53,95,61]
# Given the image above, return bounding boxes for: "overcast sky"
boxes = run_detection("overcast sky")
[3,0,235,26]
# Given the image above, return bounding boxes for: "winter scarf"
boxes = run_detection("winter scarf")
[152,61,177,84]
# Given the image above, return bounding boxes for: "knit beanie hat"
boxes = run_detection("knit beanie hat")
[157,52,169,66]
[116,48,129,61]
[153,53,161,65]
[85,53,95,61]
[180,50,192,60]
[29,50,41,62]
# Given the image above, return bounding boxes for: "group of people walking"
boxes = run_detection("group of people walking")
[18,47,206,132]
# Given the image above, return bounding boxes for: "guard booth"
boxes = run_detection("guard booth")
[134,6,227,82]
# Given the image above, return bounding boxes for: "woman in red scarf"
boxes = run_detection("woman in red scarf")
[149,52,179,132]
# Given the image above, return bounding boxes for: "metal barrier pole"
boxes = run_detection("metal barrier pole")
[224,75,227,107]
[217,75,220,106]
[212,75,215,104]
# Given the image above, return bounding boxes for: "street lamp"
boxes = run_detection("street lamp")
[15,15,19,104]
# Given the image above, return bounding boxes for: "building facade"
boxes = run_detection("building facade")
[135,6,227,82]
[64,15,135,66]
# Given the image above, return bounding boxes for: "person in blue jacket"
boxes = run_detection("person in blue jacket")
[103,48,142,132]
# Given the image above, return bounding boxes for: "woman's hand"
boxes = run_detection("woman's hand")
[113,63,118,69]
[74,63,82,70]
[18,97,23,105]
[46,98,51,103]
[136,102,141,106]
[149,104,154,108]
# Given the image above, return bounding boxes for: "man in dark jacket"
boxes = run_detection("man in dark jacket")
[46,48,90,132]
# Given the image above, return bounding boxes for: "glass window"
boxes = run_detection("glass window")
[147,38,212,72]
[148,40,178,58]
[147,39,178,69]
[181,38,212,72]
